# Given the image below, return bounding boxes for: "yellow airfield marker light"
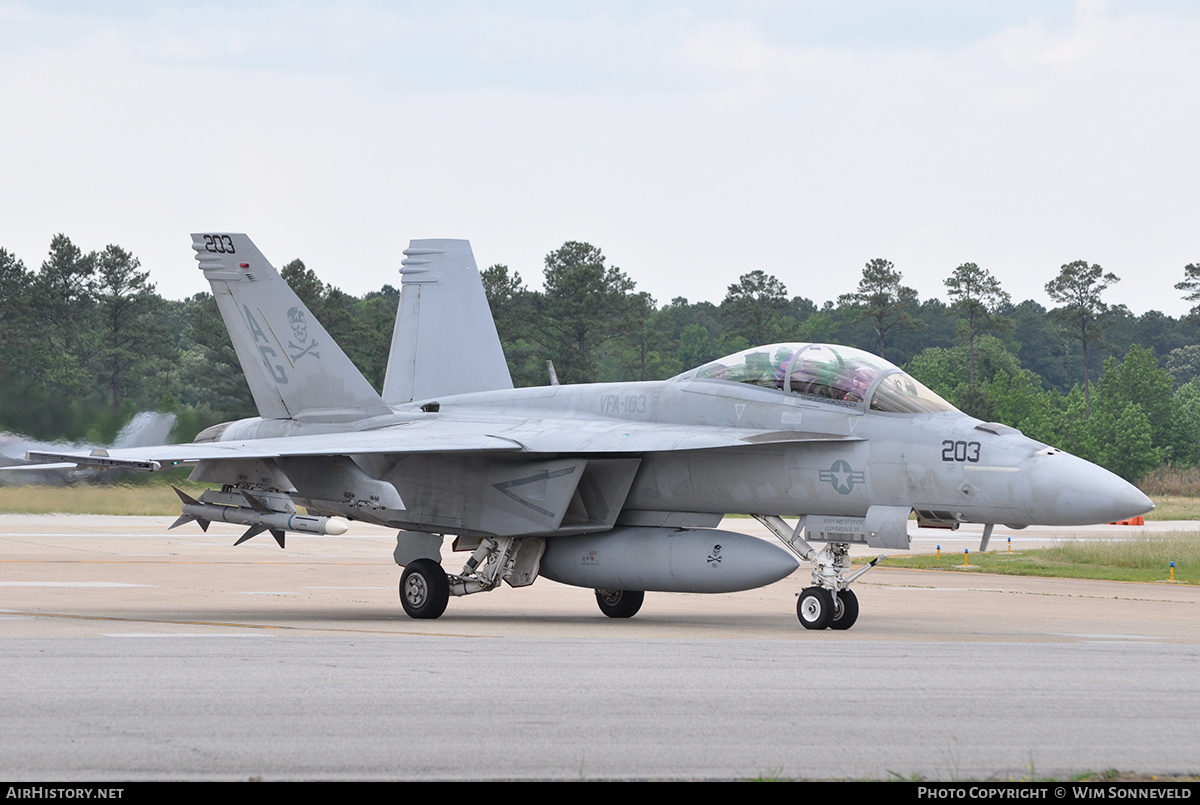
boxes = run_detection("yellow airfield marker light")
[1007,537,1012,553]
[1171,561,1175,582]
[964,548,969,566]
[937,544,941,559]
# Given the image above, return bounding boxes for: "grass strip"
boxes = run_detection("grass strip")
[878,531,1199,585]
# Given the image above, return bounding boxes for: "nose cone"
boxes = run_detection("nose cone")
[1026,450,1154,525]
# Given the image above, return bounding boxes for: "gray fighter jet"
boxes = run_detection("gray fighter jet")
[23,234,1154,630]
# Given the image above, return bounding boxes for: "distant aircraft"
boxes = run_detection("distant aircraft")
[18,234,1153,630]
[0,411,177,485]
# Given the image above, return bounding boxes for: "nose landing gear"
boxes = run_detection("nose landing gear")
[754,514,882,631]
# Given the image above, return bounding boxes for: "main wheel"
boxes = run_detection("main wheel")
[829,588,859,630]
[595,589,644,619]
[797,586,833,630]
[399,558,450,619]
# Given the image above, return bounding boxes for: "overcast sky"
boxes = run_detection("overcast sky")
[1,0,1197,316]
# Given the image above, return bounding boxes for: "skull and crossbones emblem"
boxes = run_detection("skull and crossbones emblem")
[286,307,320,361]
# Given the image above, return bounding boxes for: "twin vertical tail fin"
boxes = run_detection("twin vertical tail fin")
[192,234,391,422]
[382,239,513,405]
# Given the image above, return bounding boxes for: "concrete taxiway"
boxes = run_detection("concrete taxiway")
[1,515,1197,780]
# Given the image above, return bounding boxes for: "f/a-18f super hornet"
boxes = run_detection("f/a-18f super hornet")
[21,234,1154,630]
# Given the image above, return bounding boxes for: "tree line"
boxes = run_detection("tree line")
[1,234,1198,482]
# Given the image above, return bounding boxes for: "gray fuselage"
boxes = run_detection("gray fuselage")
[200,373,1151,537]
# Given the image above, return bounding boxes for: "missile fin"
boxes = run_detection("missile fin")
[168,514,194,531]
[270,529,286,549]
[172,486,201,506]
[240,490,272,514]
[234,524,267,546]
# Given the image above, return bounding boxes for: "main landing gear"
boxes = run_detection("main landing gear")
[594,589,644,618]
[396,535,545,619]
[754,515,883,631]
[395,536,650,622]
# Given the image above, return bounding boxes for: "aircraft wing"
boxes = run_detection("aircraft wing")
[19,417,863,472]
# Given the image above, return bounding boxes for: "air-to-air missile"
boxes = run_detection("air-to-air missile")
[170,487,348,548]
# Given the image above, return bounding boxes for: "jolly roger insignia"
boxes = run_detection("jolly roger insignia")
[286,307,321,361]
[819,459,865,495]
[707,543,723,567]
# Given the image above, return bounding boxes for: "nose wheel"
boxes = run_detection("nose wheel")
[797,587,832,629]
[797,587,859,630]
[829,588,858,630]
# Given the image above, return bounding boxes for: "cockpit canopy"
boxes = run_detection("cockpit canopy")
[680,343,956,414]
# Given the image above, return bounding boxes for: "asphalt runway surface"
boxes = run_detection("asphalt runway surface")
[2,515,1198,781]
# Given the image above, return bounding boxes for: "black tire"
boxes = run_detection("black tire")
[829,588,859,630]
[399,558,450,619]
[797,586,833,630]
[595,589,644,619]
